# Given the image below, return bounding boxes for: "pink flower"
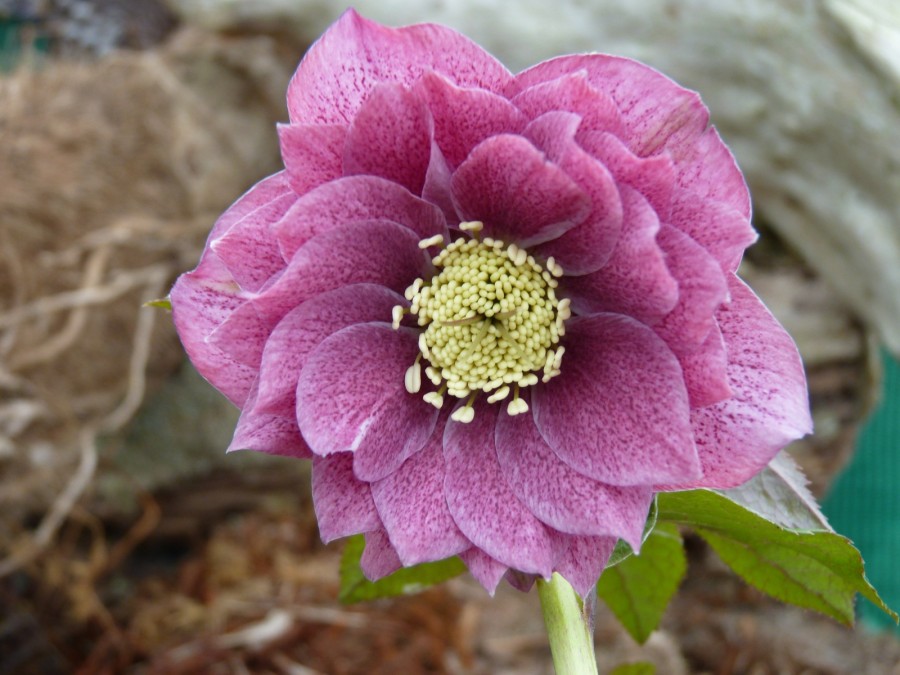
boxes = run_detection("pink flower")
[170,10,812,596]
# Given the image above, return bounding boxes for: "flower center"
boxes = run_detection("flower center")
[393,221,569,423]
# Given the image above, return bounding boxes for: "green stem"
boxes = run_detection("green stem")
[538,573,599,675]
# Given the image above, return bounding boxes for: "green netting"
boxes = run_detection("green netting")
[824,350,900,631]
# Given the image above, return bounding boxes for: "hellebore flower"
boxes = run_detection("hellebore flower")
[170,10,812,596]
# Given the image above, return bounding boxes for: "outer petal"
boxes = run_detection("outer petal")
[416,71,527,170]
[361,529,403,581]
[287,9,512,125]
[652,224,728,353]
[205,171,294,247]
[170,254,255,407]
[343,83,432,195]
[676,126,751,219]
[312,452,380,543]
[228,381,311,458]
[511,70,624,137]
[278,123,347,196]
[552,533,616,599]
[509,54,708,159]
[443,402,554,576]
[253,284,404,417]
[495,403,652,548]
[524,112,622,274]
[275,175,446,260]
[451,134,590,247]
[563,185,677,324]
[668,191,757,273]
[532,314,700,486]
[460,548,509,595]
[678,323,732,409]
[371,411,471,565]
[296,323,439,481]
[670,276,813,489]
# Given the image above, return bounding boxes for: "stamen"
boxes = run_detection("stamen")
[450,393,477,423]
[507,386,529,416]
[405,278,423,301]
[405,355,422,394]
[391,305,406,330]
[459,220,484,234]
[418,234,445,250]
[487,385,510,403]
[423,385,446,409]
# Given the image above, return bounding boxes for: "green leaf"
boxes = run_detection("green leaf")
[339,535,467,603]
[144,297,172,310]
[658,490,898,625]
[609,663,656,675]
[718,452,831,531]
[606,496,658,568]
[597,523,686,644]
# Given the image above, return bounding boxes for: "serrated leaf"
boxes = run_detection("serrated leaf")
[597,523,686,644]
[609,663,656,675]
[339,535,466,603]
[658,490,897,625]
[718,452,831,531]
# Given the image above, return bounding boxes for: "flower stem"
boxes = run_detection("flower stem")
[537,573,599,675]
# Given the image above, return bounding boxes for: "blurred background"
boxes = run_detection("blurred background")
[1,0,899,673]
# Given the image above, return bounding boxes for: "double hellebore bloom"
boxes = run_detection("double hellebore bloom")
[171,10,812,596]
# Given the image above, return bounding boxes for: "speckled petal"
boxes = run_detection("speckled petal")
[460,548,509,595]
[524,112,622,274]
[343,83,432,195]
[443,402,554,576]
[361,529,403,581]
[532,314,700,486]
[297,323,439,481]
[287,9,512,125]
[668,190,757,273]
[416,70,527,170]
[278,123,347,196]
[676,126,751,219]
[564,185,677,324]
[678,323,732,409]
[253,284,404,418]
[228,382,311,458]
[371,412,471,565]
[312,453,380,543]
[552,533,616,598]
[495,403,652,548]
[274,175,447,260]
[670,276,812,489]
[451,134,590,247]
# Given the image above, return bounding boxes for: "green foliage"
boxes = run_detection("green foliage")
[658,489,897,626]
[144,296,172,310]
[597,523,686,644]
[339,535,466,604]
[608,663,656,675]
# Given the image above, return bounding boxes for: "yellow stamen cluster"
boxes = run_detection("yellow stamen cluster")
[393,222,569,422]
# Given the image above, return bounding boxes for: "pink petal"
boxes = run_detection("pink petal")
[504,569,536,593]
[255,219,428,328]
[343,83,432,195]
[510,55,709,158]
[361,529,403,581]
[532,313,701,486]
[253,284,404,418]
[170,255,255,407]
[296,323,439,481]
[460,548,509,595]
[416,71,527,169]
[676,126,751,219]
[312,453,380,543]
[206,171,294,247]
[577,130,675,222]
[228,382,311,458]
[274,175,447,261]
[511,70,624,137]
[563,185,677,324]
[678,324,732,409]
[371,411,471,565]
[495,402,652,548]
[287,9,512,125]
[652,224,728,353]
[421,141,459,225]
[552,533,616,598]
[668,191,757,273]
[278,123,347,196]
[671,276,812,489]
[451,134,590,247]
[443,402,554,576]
[210,191,294,293]
[524,112,622,274]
